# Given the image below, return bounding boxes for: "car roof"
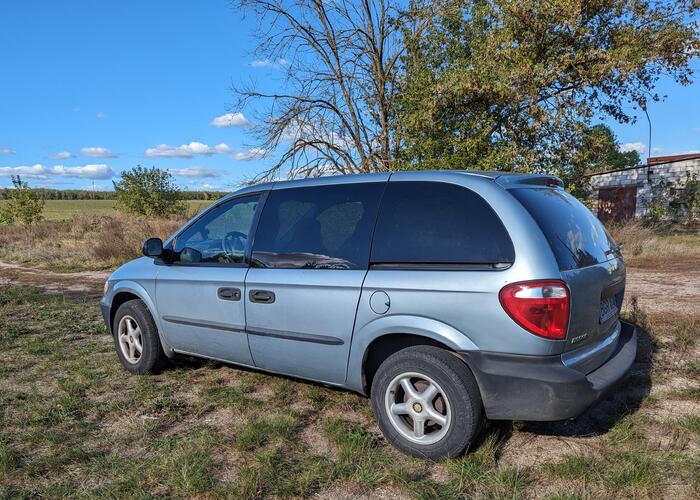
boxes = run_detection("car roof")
[226,169,562,199]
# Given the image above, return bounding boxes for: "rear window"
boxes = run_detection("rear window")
[509,187,616,271]
[370,181,515,266]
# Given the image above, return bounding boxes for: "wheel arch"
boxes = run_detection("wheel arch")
[362,333,457,395]
[347,315,480,395]
[108,281,175,358]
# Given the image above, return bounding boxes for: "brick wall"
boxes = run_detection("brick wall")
[589,159,700,218]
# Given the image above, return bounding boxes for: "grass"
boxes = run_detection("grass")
[0,201,220,272]
[608,221,700,268]
[0,219,699,497]
[0,199,214,220]
[0,286,698,498]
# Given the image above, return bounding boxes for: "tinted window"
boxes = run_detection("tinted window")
[371,181,514,265]
[509,187,616,271]
[173,195,259,264]
[252,183,383,269]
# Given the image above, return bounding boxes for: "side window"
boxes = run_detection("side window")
[252,183,383,269]
[371,181,515,265]
[173,195,260,264]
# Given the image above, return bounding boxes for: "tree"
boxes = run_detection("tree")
[0,175,44,225]
[114,166,185,217]
[559,124,641,198]
[397,0,699,175]
[235,0,423,181]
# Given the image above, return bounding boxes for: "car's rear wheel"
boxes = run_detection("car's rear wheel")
[113,299,168,374]
[371,345,483,459]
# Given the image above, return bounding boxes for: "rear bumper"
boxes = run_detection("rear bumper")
[459,321,637,421]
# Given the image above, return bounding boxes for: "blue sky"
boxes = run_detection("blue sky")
[0,0,698,191]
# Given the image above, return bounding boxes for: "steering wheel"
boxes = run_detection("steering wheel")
[222,231,247,256]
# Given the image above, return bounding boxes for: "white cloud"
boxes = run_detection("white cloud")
[211,112,250,128]
[50,164,114,179]
[0,164,46,178]
[620,142,646,154]
[0,147,15,154]
[0,163,114,180]
[692,128,700,133]
[145,141,232,158]
[169,166,223,178]
[184,181,230,192]
[231,148,271,161]
[651,147,662,154]
[96,111,107,119]
[251,58,289,69]
[80,146,116,158]
[51,151,74,160]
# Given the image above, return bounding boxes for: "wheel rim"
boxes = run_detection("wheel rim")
[117,315,143,364]
[384,371,451,445]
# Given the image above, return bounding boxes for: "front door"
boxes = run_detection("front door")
[156,193,262,364]
[245,179,386,384]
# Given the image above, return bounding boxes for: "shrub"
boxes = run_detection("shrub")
[114,166,186,217]
[0,175,44,225]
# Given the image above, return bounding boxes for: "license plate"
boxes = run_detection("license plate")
[599,297,618,323]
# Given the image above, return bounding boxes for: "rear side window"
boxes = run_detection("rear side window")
[371,181,514,266]
[509,187,616,271]
[252,183,383,269]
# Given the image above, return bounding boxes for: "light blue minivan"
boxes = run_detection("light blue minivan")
[101,170,637,458]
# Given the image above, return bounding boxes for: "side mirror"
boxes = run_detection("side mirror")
[142,237,164,257]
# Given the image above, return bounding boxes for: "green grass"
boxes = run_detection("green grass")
[0,199,214,220]
[0,286,699,498]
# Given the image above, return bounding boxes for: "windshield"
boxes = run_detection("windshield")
[509,187,618,271]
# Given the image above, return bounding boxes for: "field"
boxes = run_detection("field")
[0,200,214,220]
[0,208,699,498]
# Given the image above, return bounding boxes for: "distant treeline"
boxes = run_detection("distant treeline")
[0,188,229,201]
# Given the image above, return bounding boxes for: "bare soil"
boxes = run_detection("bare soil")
[624,262,700,314]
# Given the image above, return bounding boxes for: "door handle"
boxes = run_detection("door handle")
[249,289,275,304]
[217,287,241,301]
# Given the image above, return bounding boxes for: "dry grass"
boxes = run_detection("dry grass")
[0,214,185,271]
[608,221,700,269]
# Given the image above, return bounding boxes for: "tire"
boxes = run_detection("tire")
[370,345,483,459]
[112,299,169,374]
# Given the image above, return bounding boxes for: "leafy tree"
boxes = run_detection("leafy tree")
[0,175,45,225]
[560,124,641,198]
[114,166,186,217]
[397,0,698,176]
[671,172,700,222]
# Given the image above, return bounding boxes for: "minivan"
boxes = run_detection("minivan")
[101,170,637,458]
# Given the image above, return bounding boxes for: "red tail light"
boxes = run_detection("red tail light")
[499,280,570,340]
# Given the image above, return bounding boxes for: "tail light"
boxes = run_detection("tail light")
[499,280,570,340]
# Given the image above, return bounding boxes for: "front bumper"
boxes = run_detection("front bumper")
[100,299,112,335]
[459,321,637,421]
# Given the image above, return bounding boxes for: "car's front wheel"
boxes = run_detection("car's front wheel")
[112,299,168,374]
[371,346,483,459]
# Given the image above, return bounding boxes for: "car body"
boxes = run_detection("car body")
[101,170,637,458]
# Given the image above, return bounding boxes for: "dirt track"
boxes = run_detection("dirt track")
[1,261,698,314]
[624,265,700,315]
[0,261,108,295]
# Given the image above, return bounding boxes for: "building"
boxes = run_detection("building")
[587,153,700,222]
